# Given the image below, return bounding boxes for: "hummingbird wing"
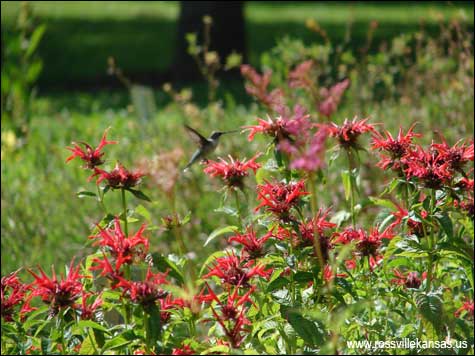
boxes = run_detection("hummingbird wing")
[184,125,209,147]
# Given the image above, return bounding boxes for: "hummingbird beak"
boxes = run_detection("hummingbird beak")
[220,129,239,135]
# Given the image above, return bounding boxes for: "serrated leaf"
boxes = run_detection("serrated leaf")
[416,292,444,337]
[204,226,238,247]
[282,308,325,346]
[435,212,453,239]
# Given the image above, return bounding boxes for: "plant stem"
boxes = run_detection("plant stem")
[121,188,128,236]
[308,173,325,271]
[121,188,132,325]
[233,189,243,228]
[425,189,437,292]
[346,149,357,228]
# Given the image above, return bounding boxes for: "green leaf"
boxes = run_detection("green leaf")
[282,308,325,346]
[416,292,444,337]
[135,204,152,223]
[76,191,97,199]
[144,304,161,348]
[267,276,290,292]
[26,24,46,58]
[100,336,131,353]
[341,170,351,201]
[435,212,453,239]
[127,188,152,202]
[204,226,238,247]
[75,320,110,333]
[200,345,230,355]
[152,253,184,284]
[369,196,398,211]
[294,271,313,283]
[79,336,96,355]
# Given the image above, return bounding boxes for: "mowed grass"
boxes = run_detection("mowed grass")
[1,1,473,88]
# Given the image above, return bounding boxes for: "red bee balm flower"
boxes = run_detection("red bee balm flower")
[333,226,394,270]
[203,283,255,348]
[77,292,103,320]
[92,162,144,189]
[402,146,452,189]
[115,267,169,306]
[203,251,271,287]
[256,180,309,221]
[172,345,196,355]
[1,270,35,322]
[431,136,474,173]
[243,105,311,143]
[203,154,261,189]
[66,128,117,169]
[454,299,474,319]
[391,269,426,289]
[371,124,421,170]
[29,260,85,311]
[228,227,273,258]
[89,217,149,268]
[328,117,376,149]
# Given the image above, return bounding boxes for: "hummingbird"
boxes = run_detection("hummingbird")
[183,125,238,172]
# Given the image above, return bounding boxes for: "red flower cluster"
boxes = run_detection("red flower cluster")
[240,64,284,110]
[255,180,309,221]
[228,227,273,259]
[402,146,453,189]
[203,154,261,189]
[66,128,117,169]
[89,217,149,271]
[454,299,474,319]
[243,105,312,143]
[202,284,255,348]
[391,269,426,289]
[172,344,196,355]
[389,203,427,237]
[1,270,34,322]
[202,251,271,287]
[275,208,336,260]
[333,226,394,270]
[328,117,376,149]
[92,162,144,189]
[77,291,103,320]
[371,124,421,170]
[29,260,85,312]
[115,267,169,306]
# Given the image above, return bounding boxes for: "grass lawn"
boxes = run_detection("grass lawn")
[1,1,473,89]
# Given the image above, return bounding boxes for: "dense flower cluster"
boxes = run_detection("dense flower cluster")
[203,154,261,189]
[255,180,309,221]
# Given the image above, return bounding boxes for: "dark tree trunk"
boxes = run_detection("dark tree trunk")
[172,1,246,82]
